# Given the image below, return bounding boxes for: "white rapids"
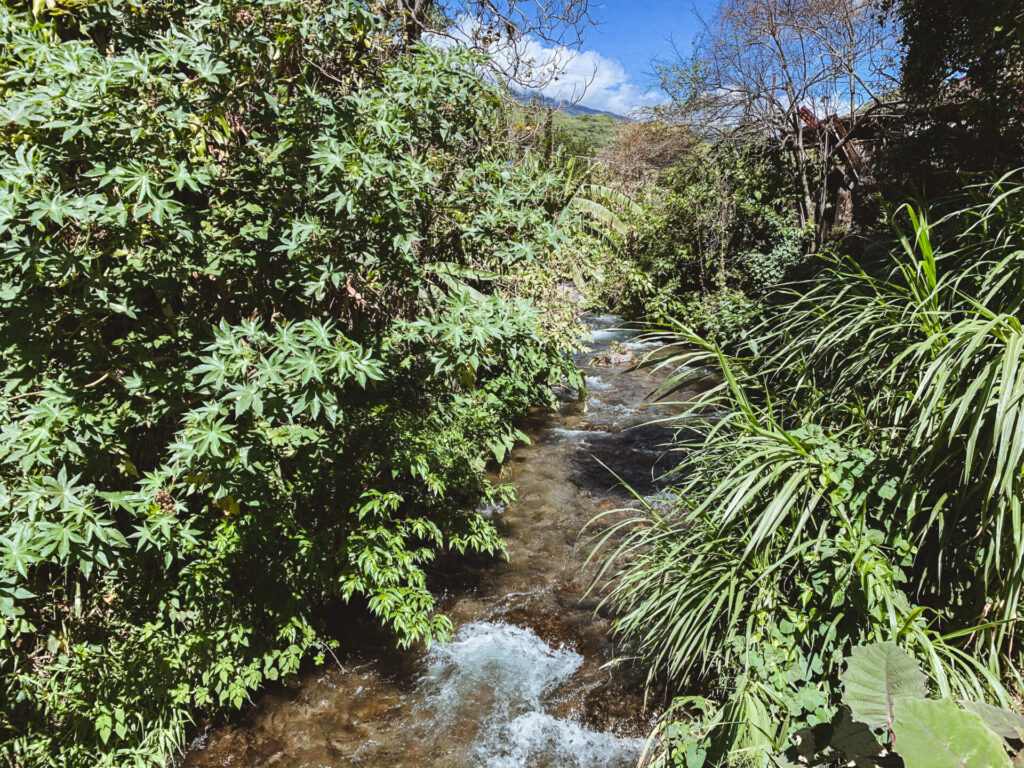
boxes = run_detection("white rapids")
[418,622,644,768]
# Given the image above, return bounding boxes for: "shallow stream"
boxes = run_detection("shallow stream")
[185,315,689,768]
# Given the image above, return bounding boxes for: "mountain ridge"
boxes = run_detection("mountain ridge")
[515,92,626,120]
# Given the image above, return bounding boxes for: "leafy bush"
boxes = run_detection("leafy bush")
[597,141,809,334]
[594,175,1024,767]
[880,0,1023,190]
[675,289,762,345]
[0,2,579,765]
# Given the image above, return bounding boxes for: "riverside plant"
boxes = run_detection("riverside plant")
[0,2,584,766]
[791,641,1023,768]
[590,173,1024,767]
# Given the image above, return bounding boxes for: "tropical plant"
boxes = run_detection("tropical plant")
[565,181,642,253]
[594,173,1024,767]
[790,641,1024,768]
[0,2,580,766]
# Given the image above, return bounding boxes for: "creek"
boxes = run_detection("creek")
[185,314,689,768]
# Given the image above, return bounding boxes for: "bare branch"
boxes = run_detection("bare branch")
[653,0,900,245]
[381,0,596,89]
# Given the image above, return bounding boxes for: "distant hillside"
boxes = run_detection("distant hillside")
[552,111,623,154]
[516,92,626,120]
[514,93,626,154]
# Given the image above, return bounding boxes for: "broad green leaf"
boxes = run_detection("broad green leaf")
[841,642,927,730]
[960,700,1024,741]
[96,713,112,744]
[893,697,1011,768]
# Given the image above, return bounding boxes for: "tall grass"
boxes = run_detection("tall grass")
[592,174,1024,766]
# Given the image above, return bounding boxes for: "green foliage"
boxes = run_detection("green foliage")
[961,700,1024,741]
[779,643,1022,768]
[841,642,927,731]
[508,105,623,163]
[0,2,579,765]
[595,141,809,338]
[675,289,762,345]
[892,698,1011,768]
[552,111,623,156]
[565,182,642,254]
[593,175,1024,767]
[881,0,1023,184]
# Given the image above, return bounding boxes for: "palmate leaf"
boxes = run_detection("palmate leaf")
[841,642,927,730]
[893,697,1012,768]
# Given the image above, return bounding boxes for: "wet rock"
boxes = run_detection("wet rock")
[501,607,584,653]
[581,680,658,737]
[590,346,635,367]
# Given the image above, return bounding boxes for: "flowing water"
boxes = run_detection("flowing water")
[185,314,690,768]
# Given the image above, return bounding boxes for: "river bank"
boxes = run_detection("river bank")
[185,315,689,768]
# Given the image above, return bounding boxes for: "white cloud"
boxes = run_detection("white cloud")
[519,39,668,116]
[432,17,667,117]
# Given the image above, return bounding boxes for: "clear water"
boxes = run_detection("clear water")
[184,314,689,768]
[418,622,643,768]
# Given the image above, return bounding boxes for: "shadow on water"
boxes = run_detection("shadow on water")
[183,314,699,768]
[568,423,688,498]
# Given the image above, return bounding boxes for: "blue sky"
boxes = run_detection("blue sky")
[532,0,719,115]
[590,2,715,86]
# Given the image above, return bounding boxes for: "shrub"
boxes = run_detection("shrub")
[588,141,809,343]
[0,2,578,765]
[601,142,809,328]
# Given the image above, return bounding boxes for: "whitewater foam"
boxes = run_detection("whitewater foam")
[417,622,641,768]
[546,428,613,445]
[479,711,644,768]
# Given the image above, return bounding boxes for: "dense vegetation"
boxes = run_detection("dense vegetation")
[599,180,1024,766]
[594,141,809,341]
[0,2,582,765]
[585,1,1024,766]
[882,0,1023,185]
[2,0,1022,765]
